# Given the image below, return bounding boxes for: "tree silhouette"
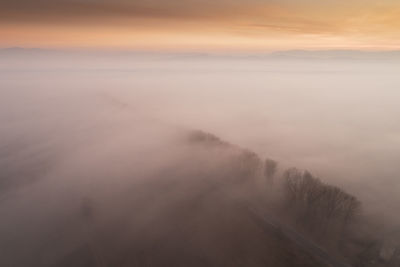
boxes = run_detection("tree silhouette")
[264,158,277,185]
[283,168,361,246]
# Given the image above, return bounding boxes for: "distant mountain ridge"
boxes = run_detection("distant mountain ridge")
[1,47,400,60]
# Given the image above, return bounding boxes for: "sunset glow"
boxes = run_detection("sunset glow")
[1,0,400,50]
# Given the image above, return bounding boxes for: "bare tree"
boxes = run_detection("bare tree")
[264,158,278,185]
[282,168,361,247]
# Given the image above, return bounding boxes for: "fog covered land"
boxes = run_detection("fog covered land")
[1,49,400,266]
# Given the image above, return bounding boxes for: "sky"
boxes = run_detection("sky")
[1,0,400,51]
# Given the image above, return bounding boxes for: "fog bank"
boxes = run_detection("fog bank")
[1,50,400,266]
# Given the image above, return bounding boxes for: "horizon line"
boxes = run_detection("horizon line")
[2,46,400,54]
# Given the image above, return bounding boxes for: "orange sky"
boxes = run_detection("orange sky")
[1,0,400,51]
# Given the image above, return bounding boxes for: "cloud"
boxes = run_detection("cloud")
[1,0,400,49]
[0,0,244,23]
[0,0,349,35]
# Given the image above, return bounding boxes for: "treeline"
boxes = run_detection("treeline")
[188,130,399,266]
[282,168,361,246]
[262,161,398,267]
